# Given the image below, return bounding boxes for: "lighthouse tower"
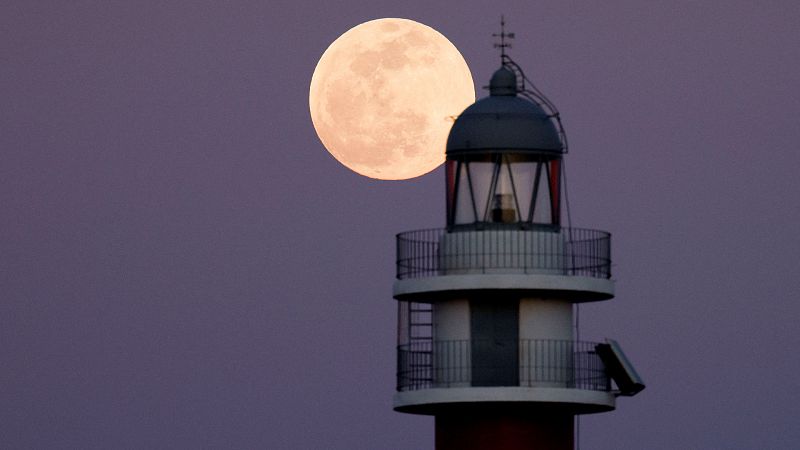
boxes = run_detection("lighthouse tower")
[392,32,644,450]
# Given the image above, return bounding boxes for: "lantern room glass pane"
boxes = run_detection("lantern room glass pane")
[468,162,494,223]
[548,160,561,225]
[454,162,476,224]
[532,163,552,224]
[509,161,536,224]
[446,160,457,223]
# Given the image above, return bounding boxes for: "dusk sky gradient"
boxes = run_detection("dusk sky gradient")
[2,1,800,449]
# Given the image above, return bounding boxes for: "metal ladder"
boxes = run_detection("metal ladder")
[407,302,433,387]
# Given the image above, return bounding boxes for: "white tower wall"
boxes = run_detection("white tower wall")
[519,298,573,387]
[434,299,470,341]
[433,299,471,387]
[519,299,572,341]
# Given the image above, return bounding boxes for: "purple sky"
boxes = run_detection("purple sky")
[2,1,799,448]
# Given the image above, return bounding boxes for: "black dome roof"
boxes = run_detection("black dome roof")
[446,67,564,157]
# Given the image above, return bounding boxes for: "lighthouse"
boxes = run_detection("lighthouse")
[392,31,644,450]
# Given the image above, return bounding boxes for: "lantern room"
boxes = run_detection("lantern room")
[445,66,565,229]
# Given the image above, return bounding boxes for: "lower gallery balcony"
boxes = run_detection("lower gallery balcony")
[394,339,617,414]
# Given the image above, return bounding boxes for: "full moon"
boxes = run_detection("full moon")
[309,18,475,180]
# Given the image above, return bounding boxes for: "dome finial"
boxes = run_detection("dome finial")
[489,67,517,96]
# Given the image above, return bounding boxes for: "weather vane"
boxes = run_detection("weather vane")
[492,15,515,60]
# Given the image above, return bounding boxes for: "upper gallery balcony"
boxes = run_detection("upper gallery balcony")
[394,227,613,302]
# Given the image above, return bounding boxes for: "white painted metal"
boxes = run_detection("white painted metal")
[438,230,566,276]
[394,387,615,415]
[393,273,614,302]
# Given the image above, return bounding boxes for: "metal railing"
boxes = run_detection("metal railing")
[397,339,610,392]
[396,227,610,280]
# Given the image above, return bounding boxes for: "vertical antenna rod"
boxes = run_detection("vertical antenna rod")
[492,15,515,61]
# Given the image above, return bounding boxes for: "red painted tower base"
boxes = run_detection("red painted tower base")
[435,407,573,450]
